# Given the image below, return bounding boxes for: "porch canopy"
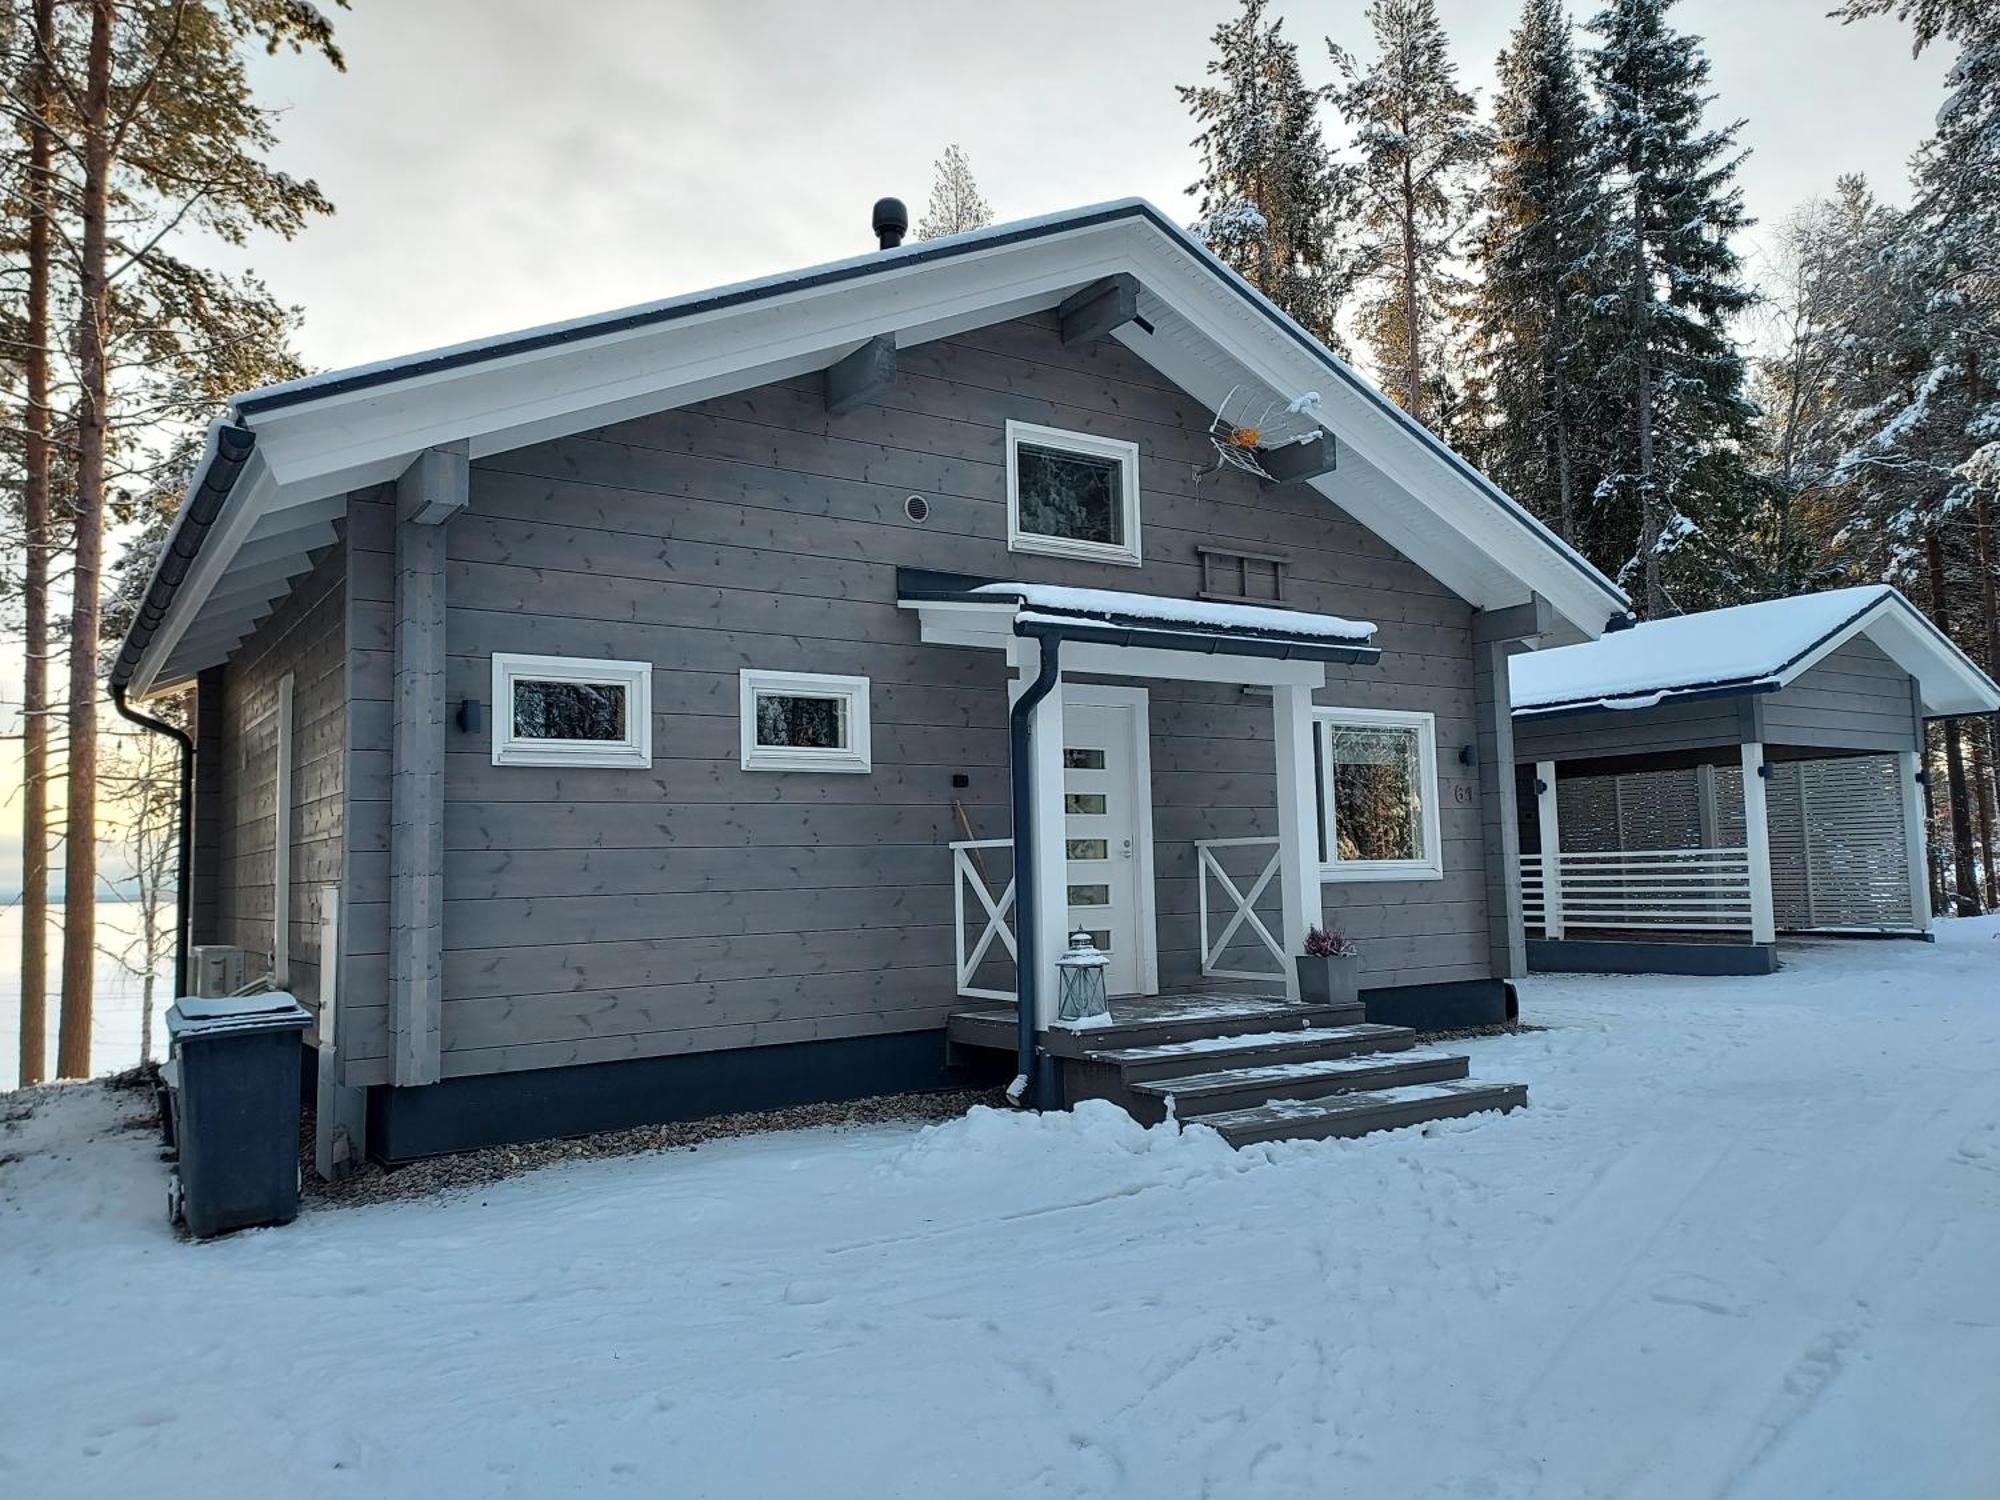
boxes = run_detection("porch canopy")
[1509,587,2000,968]
[897,569,1380,1091]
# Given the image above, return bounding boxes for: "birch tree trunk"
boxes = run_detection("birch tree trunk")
[57,0,115,1079]
[1400,145,1422,420]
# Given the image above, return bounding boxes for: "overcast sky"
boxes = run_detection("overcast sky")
[213,0,1950,382]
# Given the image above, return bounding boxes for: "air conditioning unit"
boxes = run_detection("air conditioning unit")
[190,946,248,999]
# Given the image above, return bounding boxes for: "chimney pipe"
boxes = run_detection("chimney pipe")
[872,197,909,250]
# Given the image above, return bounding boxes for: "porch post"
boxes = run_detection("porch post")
[1536,760,1563,939]
[1271,682,1324,1001]
[1009,642,1067,1030]
[1740,741,1778,945]
[1899,748,1933,932]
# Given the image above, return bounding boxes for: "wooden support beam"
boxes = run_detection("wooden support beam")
[1740,741,1777,945]
[1271,683,1325,1000]
[387,449,460,1088]
[397,441,469,526]
[1536,760,1564,939]
[1058,273,1141,347]
[1256,432,1338,489]
[1472,594,1554,647]
[824,335,897,416]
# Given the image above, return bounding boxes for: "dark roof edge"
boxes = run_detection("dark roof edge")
[110,423,258,692]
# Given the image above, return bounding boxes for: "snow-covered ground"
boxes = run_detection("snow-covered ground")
[5,923,1998,1500]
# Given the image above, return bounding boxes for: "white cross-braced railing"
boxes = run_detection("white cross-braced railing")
[1521,846,1754,936]
[1196,837,1287,981]
[951,839,1017,1001]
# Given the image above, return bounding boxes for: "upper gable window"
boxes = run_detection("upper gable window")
[492,653,652,768]
[1006,420,1142,567]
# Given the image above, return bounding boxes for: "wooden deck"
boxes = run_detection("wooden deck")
[946,989,1342,1060]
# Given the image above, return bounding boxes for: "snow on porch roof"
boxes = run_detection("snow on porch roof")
[897,571,1378,662]
[1510,585,2000,719]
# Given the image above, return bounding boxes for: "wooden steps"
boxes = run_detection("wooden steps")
[1124,1047,1470,1126]
[1197,1081,1529,1147]
[947,991,1527,1147]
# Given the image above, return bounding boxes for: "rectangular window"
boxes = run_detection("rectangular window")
[492,654,651,768]
[1314,707,1442,881]
[1006,420,1142,567]
[739,670,872,773]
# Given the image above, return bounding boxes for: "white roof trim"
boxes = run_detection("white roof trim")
[122,199,1627,698]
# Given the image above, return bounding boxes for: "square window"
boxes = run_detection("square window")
[492,654,651,768]
[1315,708,1442,881]
[739,670,872,773]
[1006,420,1142,567]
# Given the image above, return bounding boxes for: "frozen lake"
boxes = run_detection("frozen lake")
[0,902,173,1085]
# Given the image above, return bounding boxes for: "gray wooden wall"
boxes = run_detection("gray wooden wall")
[319,311,1494,1085]
[210,540,346,1021]
[1761,636,1918,753]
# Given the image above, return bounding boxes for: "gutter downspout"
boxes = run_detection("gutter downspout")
[1004,631,1063,1107]
[109,683,194,1004]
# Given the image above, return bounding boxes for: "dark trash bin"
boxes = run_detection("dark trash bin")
[163,993,311,1239]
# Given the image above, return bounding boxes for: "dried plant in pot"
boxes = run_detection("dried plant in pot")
[1296,926,1360,1008]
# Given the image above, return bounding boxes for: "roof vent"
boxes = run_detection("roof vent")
[872,197,909,250]
[1605,612,1639,632]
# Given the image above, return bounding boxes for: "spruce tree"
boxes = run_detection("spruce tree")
[1180,0,1352,348]
[1581,0,1759,616]
[1329,0,1490,424]
[914,144,994,240]
[1468,0,1605,544]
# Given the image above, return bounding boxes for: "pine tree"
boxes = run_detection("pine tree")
[1329,0,1490,423]
[1826,0,2000,911]
[1180,0,1352,348]
[1468,0,1607,543]
[3,0,340,1077]
[1582,0,1760,616]
[914,144,994,240]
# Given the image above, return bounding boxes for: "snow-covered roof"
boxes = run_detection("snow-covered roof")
[115,198,1628,698]
[1511,586,2000,719]
[968,583,1374,643]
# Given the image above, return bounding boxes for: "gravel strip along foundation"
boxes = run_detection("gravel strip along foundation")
[305,1088,1005,1208]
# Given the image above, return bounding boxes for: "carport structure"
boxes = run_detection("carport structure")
[1509,587,2000,975]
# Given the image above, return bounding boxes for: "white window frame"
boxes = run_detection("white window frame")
[1314,705,1443,883]
[1005,419,1143,567]
[491,653,652,768]
[740,669,873,774]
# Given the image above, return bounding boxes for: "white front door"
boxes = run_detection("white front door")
[1060,688,1155,996]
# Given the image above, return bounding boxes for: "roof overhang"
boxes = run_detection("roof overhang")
[118,198,1628,699]
[1514,589,2000,721]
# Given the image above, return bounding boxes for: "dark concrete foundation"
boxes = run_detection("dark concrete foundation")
[1527,937,1780,977]
[1360,977,1510,1030]
[366,1030,1009,1164]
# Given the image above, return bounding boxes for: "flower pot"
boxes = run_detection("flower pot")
[1295,952,1361,1008]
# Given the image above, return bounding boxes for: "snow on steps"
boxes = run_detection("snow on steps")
[1123,1047,1470,1126]
[1196,1080,1529,1147]
[1080,1022,1415,1082]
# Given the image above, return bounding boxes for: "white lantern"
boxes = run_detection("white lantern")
[1056,930,1111,1024]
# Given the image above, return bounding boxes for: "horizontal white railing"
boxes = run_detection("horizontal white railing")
[1521,847,1754,936]
[1196,837,1287,981]
[951,839,1016,1001]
